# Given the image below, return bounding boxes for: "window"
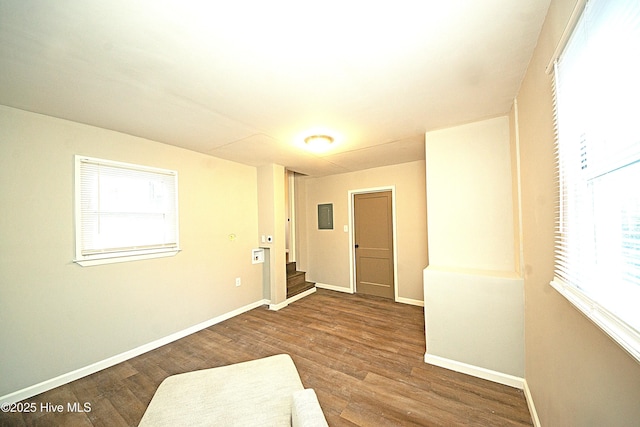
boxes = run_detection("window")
[550,0,640,361]
[74,156,180,266]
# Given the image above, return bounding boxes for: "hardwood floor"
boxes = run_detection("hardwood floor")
[1,289,532,426]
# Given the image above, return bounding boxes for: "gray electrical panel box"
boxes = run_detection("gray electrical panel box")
[317,203,333,230]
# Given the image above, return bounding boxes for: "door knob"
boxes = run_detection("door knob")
[355,244,359,249]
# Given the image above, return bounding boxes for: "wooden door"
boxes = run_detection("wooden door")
[354,191,394,299]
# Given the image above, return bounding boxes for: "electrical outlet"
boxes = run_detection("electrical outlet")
[235,277,241,287]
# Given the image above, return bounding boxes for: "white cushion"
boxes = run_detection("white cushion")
[291,389,328,427]
[139,354,304,426]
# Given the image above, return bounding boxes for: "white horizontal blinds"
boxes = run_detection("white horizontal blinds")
[78,157,178,256]
[554,0,640,334]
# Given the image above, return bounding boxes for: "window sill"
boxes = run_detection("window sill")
[74,249,180,267]
[550,278,640,363]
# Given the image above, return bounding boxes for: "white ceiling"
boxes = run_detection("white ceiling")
[0,0,550,176]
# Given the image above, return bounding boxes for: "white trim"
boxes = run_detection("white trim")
[268,286,316,312]
[512,98,525,277]
[524,380,542,427]
[315,282,354,293]
[0,299,269,404]
[545,0,587,74]
[347,186,399,301]
[348,193,356,294]
[74,248,180,266]
[396,297,424,307]
[286,287,316,304]
[74,155,180,267]
[287,171,297,263]
[424,353,525,390]
[269,300,289,311]
[316,284,421,307]
[550,279,640,363]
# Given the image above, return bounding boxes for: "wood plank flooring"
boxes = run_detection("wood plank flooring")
[0,289,532,426]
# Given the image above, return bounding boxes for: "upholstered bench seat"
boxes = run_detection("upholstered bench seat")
[138,354,327,427]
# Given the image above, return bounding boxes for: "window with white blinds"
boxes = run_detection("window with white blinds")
[551,0,640,361]
[74,156,180,266]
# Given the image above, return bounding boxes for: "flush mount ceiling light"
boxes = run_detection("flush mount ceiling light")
[304,134,334,146]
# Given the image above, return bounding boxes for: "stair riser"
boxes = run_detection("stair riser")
[288,274,307,287]
[286,262,315,298]
[287,281,315,298]
[286,262,297,275]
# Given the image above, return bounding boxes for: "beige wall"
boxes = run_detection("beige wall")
[425,116,516,272]
[423,116,524,379]
[257,164,287,305]
[517,0,640,424]
[424,269,524,378]
[0,106,262,397]
[296,160,428,303]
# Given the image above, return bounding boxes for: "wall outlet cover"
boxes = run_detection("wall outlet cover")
[252,248,265,264]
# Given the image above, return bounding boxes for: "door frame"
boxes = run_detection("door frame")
[348,186,398,301]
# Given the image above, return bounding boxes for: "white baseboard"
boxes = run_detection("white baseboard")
[268,300,289,311]
[269,287,317,311]
[523,379,541,427]
[396,296,424,307]
[424,353,525,390]
[423,354,540,425]
[315,282,353,293]
[0,298,270,405]
[316,283,423,307]
[288,287,316,304]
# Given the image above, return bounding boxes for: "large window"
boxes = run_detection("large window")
[551,0,640,361]
[75,156,180,266]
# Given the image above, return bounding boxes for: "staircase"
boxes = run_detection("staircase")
[286,262,315,298]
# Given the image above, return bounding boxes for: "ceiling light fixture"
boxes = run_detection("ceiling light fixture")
[304,134,334,146]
